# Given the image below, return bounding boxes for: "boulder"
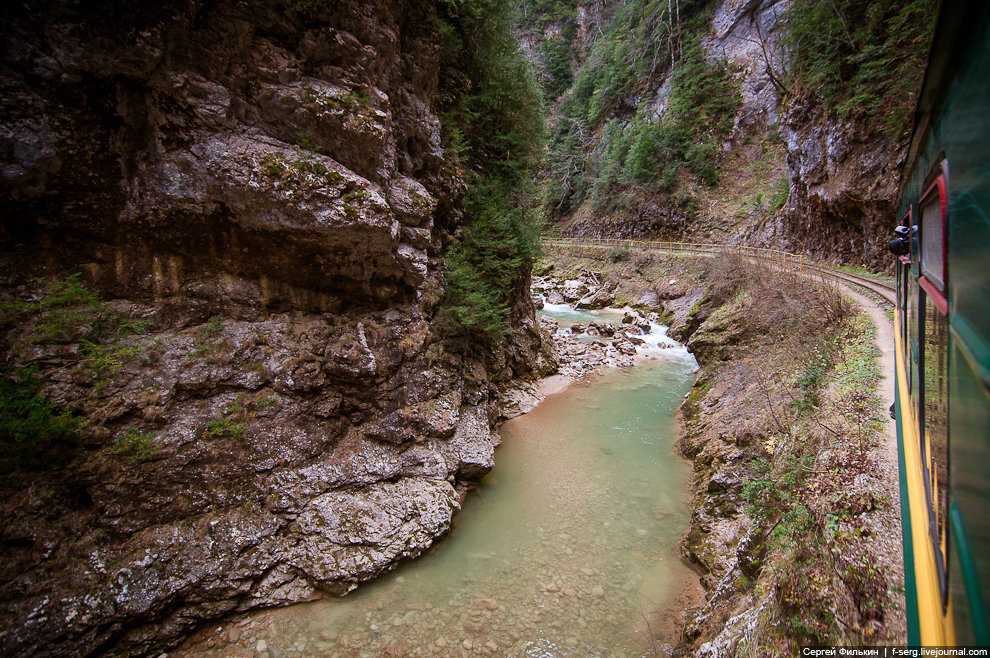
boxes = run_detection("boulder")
[440,407,500,480]
[635,291,663,310]
[575,286,615,309]
[562,279,590,301]
[611,339,637,356]
[588,322,615,337]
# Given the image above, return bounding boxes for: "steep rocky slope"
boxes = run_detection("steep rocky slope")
[670,264,905,653]
[522,0,933,269]
[0,1,550,655]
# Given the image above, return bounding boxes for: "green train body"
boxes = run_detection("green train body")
[893,0,990,644]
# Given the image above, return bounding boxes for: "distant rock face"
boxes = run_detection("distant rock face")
[702,0,909,270]
[702,0,790,130]
[0,2,547,656]
[535,0,912,269]
[780,103,906,269]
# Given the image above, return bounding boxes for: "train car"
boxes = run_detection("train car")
[891,0,990,645]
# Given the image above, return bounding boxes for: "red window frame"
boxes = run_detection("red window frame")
[919,173,948,294]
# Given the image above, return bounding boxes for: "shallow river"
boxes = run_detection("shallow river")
[185,311,700,657]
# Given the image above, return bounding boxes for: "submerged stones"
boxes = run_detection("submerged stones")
[175,352,699,657]
[533,273,672,377]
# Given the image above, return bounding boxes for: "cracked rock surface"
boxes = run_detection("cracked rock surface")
[0,1,549,655]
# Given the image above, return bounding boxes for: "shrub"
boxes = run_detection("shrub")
[203,315,225,338]
[203,417,246,440]
[2,273,151,345]
[113,427,160,461]
[81,341,141,376]
[768,174,790,211]
[0,368,83,470]
[783,0,936,132]
[608,246,631,263]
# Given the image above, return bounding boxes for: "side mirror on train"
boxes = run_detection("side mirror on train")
[888,226,911,256]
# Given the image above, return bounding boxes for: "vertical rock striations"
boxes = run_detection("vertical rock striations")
[779,103,906,270]
[0,1,548,655]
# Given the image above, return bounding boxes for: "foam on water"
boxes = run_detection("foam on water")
[540,303,694,361]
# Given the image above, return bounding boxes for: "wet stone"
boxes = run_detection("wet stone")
[181,331,697,658]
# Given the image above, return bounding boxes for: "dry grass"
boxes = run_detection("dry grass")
[701,251,852,340]
[682,255,896,652]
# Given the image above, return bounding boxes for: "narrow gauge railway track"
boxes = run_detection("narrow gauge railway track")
[543,237,896,307]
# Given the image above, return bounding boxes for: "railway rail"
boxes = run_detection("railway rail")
[542,237,896,306]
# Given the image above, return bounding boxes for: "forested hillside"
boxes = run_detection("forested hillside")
[518,0,935,267]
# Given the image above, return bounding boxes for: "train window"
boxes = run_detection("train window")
[922,284,950,601]
[920,177,947,290]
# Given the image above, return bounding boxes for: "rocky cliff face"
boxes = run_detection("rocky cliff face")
[778,103,907,270]
[528,0,926,270]
[0,2,549,655]
[703,0,908,266]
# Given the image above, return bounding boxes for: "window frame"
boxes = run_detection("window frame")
[900,207,913,347]
[919,173,948,292]
[920,284,951,604]
[916,162,951,606]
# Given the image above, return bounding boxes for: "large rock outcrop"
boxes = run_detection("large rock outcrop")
[0,2,549,655]
[528,0,924,270]
[779,102,906,270]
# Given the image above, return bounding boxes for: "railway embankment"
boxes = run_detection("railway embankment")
[539,243,906,653]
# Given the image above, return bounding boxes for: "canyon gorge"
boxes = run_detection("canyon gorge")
[0,0,933,654]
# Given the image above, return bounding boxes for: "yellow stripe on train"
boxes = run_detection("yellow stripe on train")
[894,310,954,644]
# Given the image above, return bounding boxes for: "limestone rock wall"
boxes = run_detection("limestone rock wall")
[695,0,909,269]
[0,2,547,655]
[779,102,906,270]
[2,0,457,315]
[697,0,913,269]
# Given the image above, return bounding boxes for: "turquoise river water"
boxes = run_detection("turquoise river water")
[180,308,700,657]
